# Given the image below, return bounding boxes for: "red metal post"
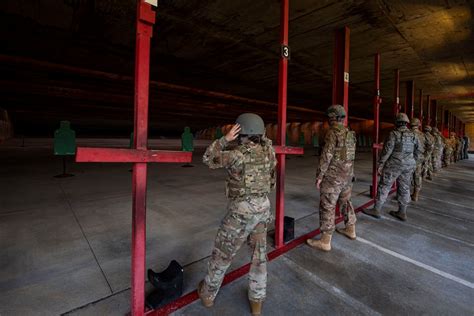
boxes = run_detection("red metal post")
[332,26,351,127]
[371,53,381,199]
[76,2,192,316]
[426,95,431,126]
[393,69,400,117]
[418,89,423,127]
[275,0,290,249]
[406,80,415,118]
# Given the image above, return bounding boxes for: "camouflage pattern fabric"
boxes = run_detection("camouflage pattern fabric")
[316,123,357,233]
[375,125,421,211]
[431,131,444,172]
[201,136,277,302]
[444,137,454,166]
[463,136,470,159]
[412,127,426,192]
[455,137,463,161]
[423,132,435,178]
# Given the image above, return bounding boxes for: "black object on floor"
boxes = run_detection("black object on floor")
[284,216,295,243]
[146,260,184,309]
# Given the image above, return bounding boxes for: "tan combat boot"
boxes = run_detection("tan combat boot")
[389,209,407,221]
[197,280,214,307]
[306,232,332,251]
[249,299,263,316]
[411,189,420,202]
[336,224,356,240]
[362,207,381,219]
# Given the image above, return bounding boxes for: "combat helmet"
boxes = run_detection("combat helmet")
[327,104,346,119]
[396,113,410,124]
[423,125,432,132]
[236,113,265,135]
[410,118,421,127]
[433,127,439,133]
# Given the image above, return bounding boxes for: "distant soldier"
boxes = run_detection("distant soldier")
[199,113,277,316]
[363,113,421,221]
[410,118,425,201]
[431,127,444,173]
[463,136,470,159]
[454,136,462,162]
[443,134,453,167]
[306,104,357,251]
[422,126,434,181]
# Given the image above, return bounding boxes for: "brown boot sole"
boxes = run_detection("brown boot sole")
[336,228,356,240]
[389,211,407,222]
[306,239,331,251]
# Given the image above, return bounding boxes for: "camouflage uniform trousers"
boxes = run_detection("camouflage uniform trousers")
[412,160,424,191]
[319,178,356,234]
[422,150,434,178]
[376,163,415,212]
[444,148,452,166]
[201,196,271,302]
[432,150,442,172]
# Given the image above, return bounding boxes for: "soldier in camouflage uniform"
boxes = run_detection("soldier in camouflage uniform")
[455,136,463,162]
[431,127,444,173]
[443,134,453,167]
[422,126,434,181]
[463,136,470,159]
[410,118,425,202]
[363,113,421,221]
[198,113,277,316]
[306,104,357,252]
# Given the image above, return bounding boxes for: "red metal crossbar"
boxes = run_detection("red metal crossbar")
[371,53,381,199]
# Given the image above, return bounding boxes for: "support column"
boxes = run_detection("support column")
[131,1,155,315]
[275,0,289,249]
[418,89,423,127]
[393,69,400,117]
[426,95,431,126]
[406,80,415,118]
[371,53,381,199]
[332,26,350,127]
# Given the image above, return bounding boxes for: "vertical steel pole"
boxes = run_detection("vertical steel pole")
[275,0,289,249]
[441,107,445,136]
[132,1,155,315]
[332,26,350,127]
[371,53,381,199]
[418,89,423,127]
[393,69,400,117]
[406,80,415,118]
[426,95,431,126]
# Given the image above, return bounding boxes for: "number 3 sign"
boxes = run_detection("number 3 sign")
[281,45,290,59]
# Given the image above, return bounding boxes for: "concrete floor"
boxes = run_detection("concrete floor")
[0,138,473,315]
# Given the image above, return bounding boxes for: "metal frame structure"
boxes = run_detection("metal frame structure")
[406,80,415,118]
[371,53,381,199]
[72,1,403,315]
[75,2,192,315]
[332,27,351,127]
[418,89,423,127]
[393,69,400,117]
[274,0,304,249]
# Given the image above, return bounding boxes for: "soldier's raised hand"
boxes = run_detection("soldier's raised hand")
[316,179,322,190]
[225,124,241,142]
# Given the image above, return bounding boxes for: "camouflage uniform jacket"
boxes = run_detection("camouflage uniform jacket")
[412,128,426,164]
[378,125,421,169]
[424,132,434,159]
[316,123,356,189]
[203,136,277,200]
[432,132,444,152]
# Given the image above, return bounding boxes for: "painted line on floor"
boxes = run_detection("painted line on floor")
[281,256,381,316]
[357,237,474,289]
[421,196,474,212]
[148,196,388,315]
[381,215,474,248]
